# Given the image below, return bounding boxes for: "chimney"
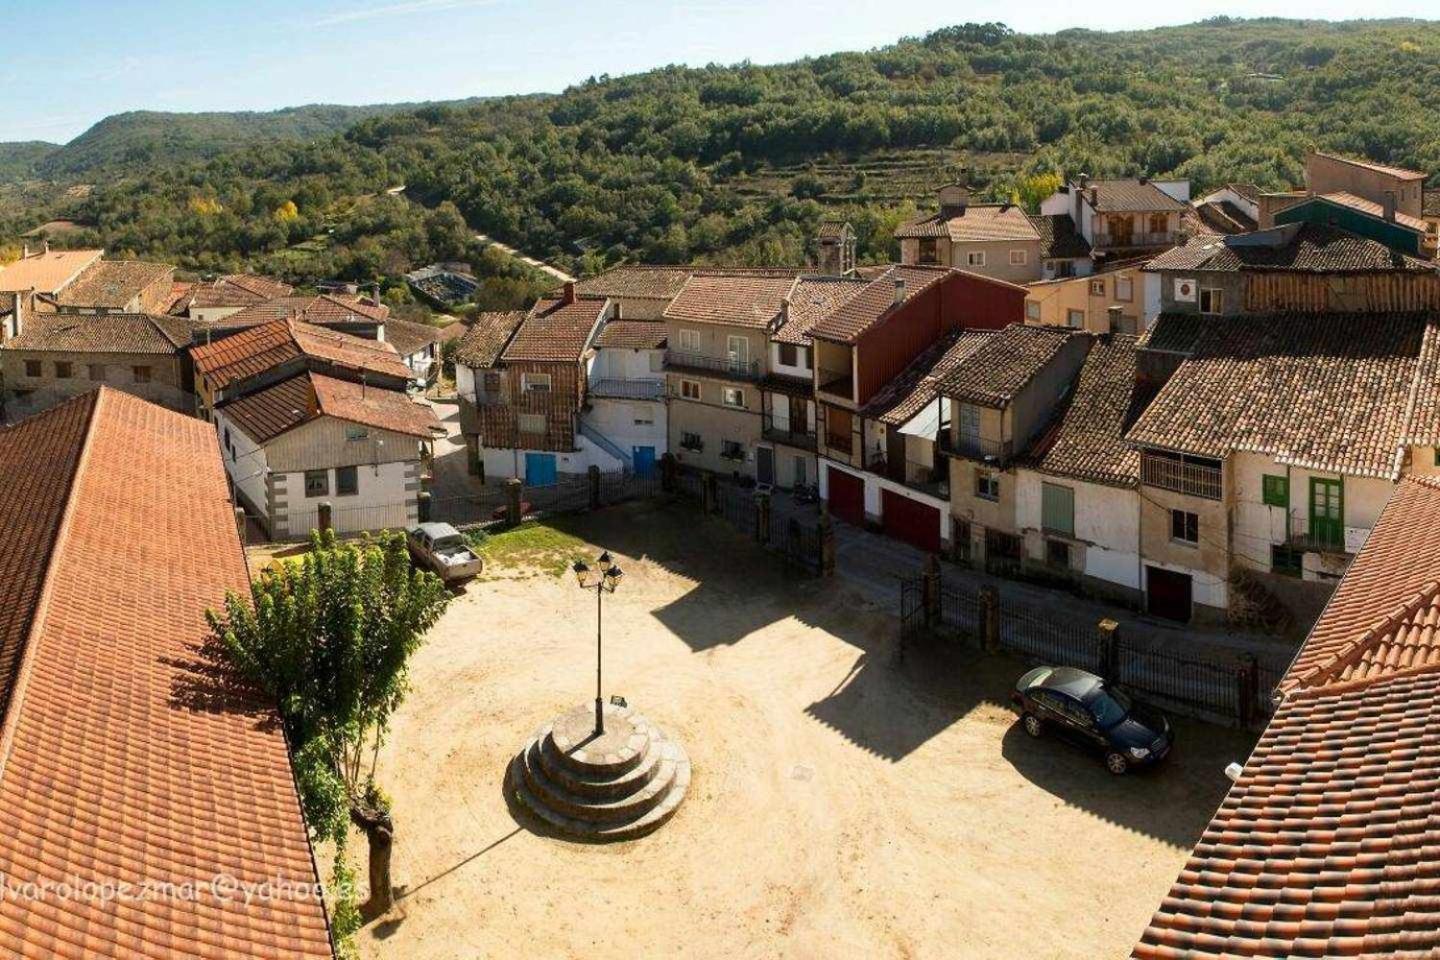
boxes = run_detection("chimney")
[893,278,907,306]
[1383,190,1397,223]
[1138,175,1149,185]
[780,296,791,325]
[562,281,577,305]
[1077,173,1090,191]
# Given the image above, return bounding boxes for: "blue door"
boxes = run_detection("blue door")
[524,452,557,487]
[632,446,656,478]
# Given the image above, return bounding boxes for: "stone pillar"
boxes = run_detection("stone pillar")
[702,473,719,515]
[980,585,1000,653]
[506,477,523,526]
[234,507,248,548]
[318,501,333,534]
[921,554,941,629]
[661,453,678,493]
[755,491,771,544]
[1097,618,1120,681]
[817,508,836,577]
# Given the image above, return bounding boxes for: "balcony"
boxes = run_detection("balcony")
[938,430,1013,467]
[1140,452,1222,501]
[665,349,760,381]
[823,430,854,456]
[1092,230,1175,249]
[761,414,816,450]
[816,366,854,401]
[588,377,665,401]
[873,458,948,498]
[1284,510,1353,555]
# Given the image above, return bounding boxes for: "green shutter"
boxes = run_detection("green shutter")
[1262,474,1289,508]
[1041,483,1075,537]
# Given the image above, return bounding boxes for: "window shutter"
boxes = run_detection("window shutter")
[1041,483,1074,536]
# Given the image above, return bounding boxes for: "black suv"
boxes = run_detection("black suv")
[1010,666,1173,774]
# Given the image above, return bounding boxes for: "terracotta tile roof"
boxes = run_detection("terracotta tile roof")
[816,220,852,241]
[0,388,332,959]
[663,273,797,330]
[49,259,174,309]
[437,319,469,343]
[0,249,102,294]
[453,311,525,367]
[594,319,667,350]
[223,370,437,443]
[863,329,996,426]
[208,296,318,329]
[165,279,195,314]
[1321,191,1430,233]
[895,203,1040,243]
[1191,199,1257,234]
[772,276,869,345]
[1425,189,1440,219]
[187,274,295,309]
[1135,313,1206,354]
[191,317,412,391]
[1028,214,1091,260]
[572,265,693,301]
[1227,182,1261,203]
[382,317,441,358]
[5,312,201,354]
[503,297,606,362]
[1313,149,1427,181]
[937,323,1081,407]
[1020,335,1145,487]
[1073,179,1187,213]
[1145,222,1434,273]
[300,293,390,325]
[809,265,953,344]
[1125,312,1434,479]
[1133,477,1440,960]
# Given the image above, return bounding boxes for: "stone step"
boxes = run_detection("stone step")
[507,739,691,842]
[538,728,665,801]
[520,737,677,824]
[542,705,653,778]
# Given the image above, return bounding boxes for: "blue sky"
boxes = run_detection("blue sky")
[2,0,1436,143]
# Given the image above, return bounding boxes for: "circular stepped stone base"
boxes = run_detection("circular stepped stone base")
[507,702,690,841]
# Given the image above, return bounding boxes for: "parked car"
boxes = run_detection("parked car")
[406,522,483,583]
[1010,666,1173,774]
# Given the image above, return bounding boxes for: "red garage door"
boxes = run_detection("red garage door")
[882,489,941,553]
[826,466,865,526]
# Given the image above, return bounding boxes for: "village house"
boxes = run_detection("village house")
[1304,149,1428,220]
[585,316,669,477]
[455,286,611,484]
[0,246,102,318]
[1028,210,1094,279]
[1038,175,1189,260]
[1012,335,1147,605]
[0,388,331,958]
[936,324,1092,569]
[813,220,857,276]
[1133,473,1440,960]
[569,265,695,319]
[214,369,439,538]
[39,258,175,314]
[1124,311,1440,624]
[1191,182,1261,234]
[812,265,1026,552]
[895,183,1044,283]
[1022,259,1149,334]
[178,273,296,323]
[0,311,201,420]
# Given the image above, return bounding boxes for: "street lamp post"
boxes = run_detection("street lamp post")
[572,551,624,736]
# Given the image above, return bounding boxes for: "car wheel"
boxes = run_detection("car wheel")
[1022,713,1043,738]
[1104,751,1129,775]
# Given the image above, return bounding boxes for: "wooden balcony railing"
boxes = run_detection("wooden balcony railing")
[1140,452,1223,501]
[665,350,760,381]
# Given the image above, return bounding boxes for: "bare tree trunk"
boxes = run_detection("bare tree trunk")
[351,802,395,917]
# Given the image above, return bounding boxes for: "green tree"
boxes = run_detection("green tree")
[206,530,452,923]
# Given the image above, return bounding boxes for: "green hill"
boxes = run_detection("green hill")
[0,142,60,181]
[10,18,1440,282]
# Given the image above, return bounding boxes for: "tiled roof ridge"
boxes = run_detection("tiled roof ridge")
[1312,149,1427,180]
[1287,579,1440,694]
[0,389,102,780]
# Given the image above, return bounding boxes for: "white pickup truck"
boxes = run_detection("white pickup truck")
[405,522,484,583]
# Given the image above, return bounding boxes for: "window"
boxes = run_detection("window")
[976,471,1000,501]
[1262,474,1289,508]
[677,328,700,354]
[722,387,745,408]
[518,413,546,434]
[522,372,552,393]
[1115,276,1133,302]
[648,351,663,373]
[1041,482,1075,537]
[1089,279,1106,296]
[1199,287,1224,315]
[23,359,40,378]
[1009,249,1028,266]
[88,363,106,381]
[1271,545,1304,578]
[726,335,749,371]
[132,365,152,384]
[1066,309,1085,329]
[1148,214,1169,235]
[1170,509,1199,545]
[336,465,359,497]
[917,238,939,265]
[482,371,502,396]
[720,440,745,461]
[53,361,73,379]
[680,431,703,452]
[966,251,987,268]
[1025,300,1041,320]
[778,342,799,367]
[345,424,369,442]
[680,379,701,400]
[304,470,329,498]
[1046,538,1071,569]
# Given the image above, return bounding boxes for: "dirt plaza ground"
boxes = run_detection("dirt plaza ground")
[353,501,1256,960]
